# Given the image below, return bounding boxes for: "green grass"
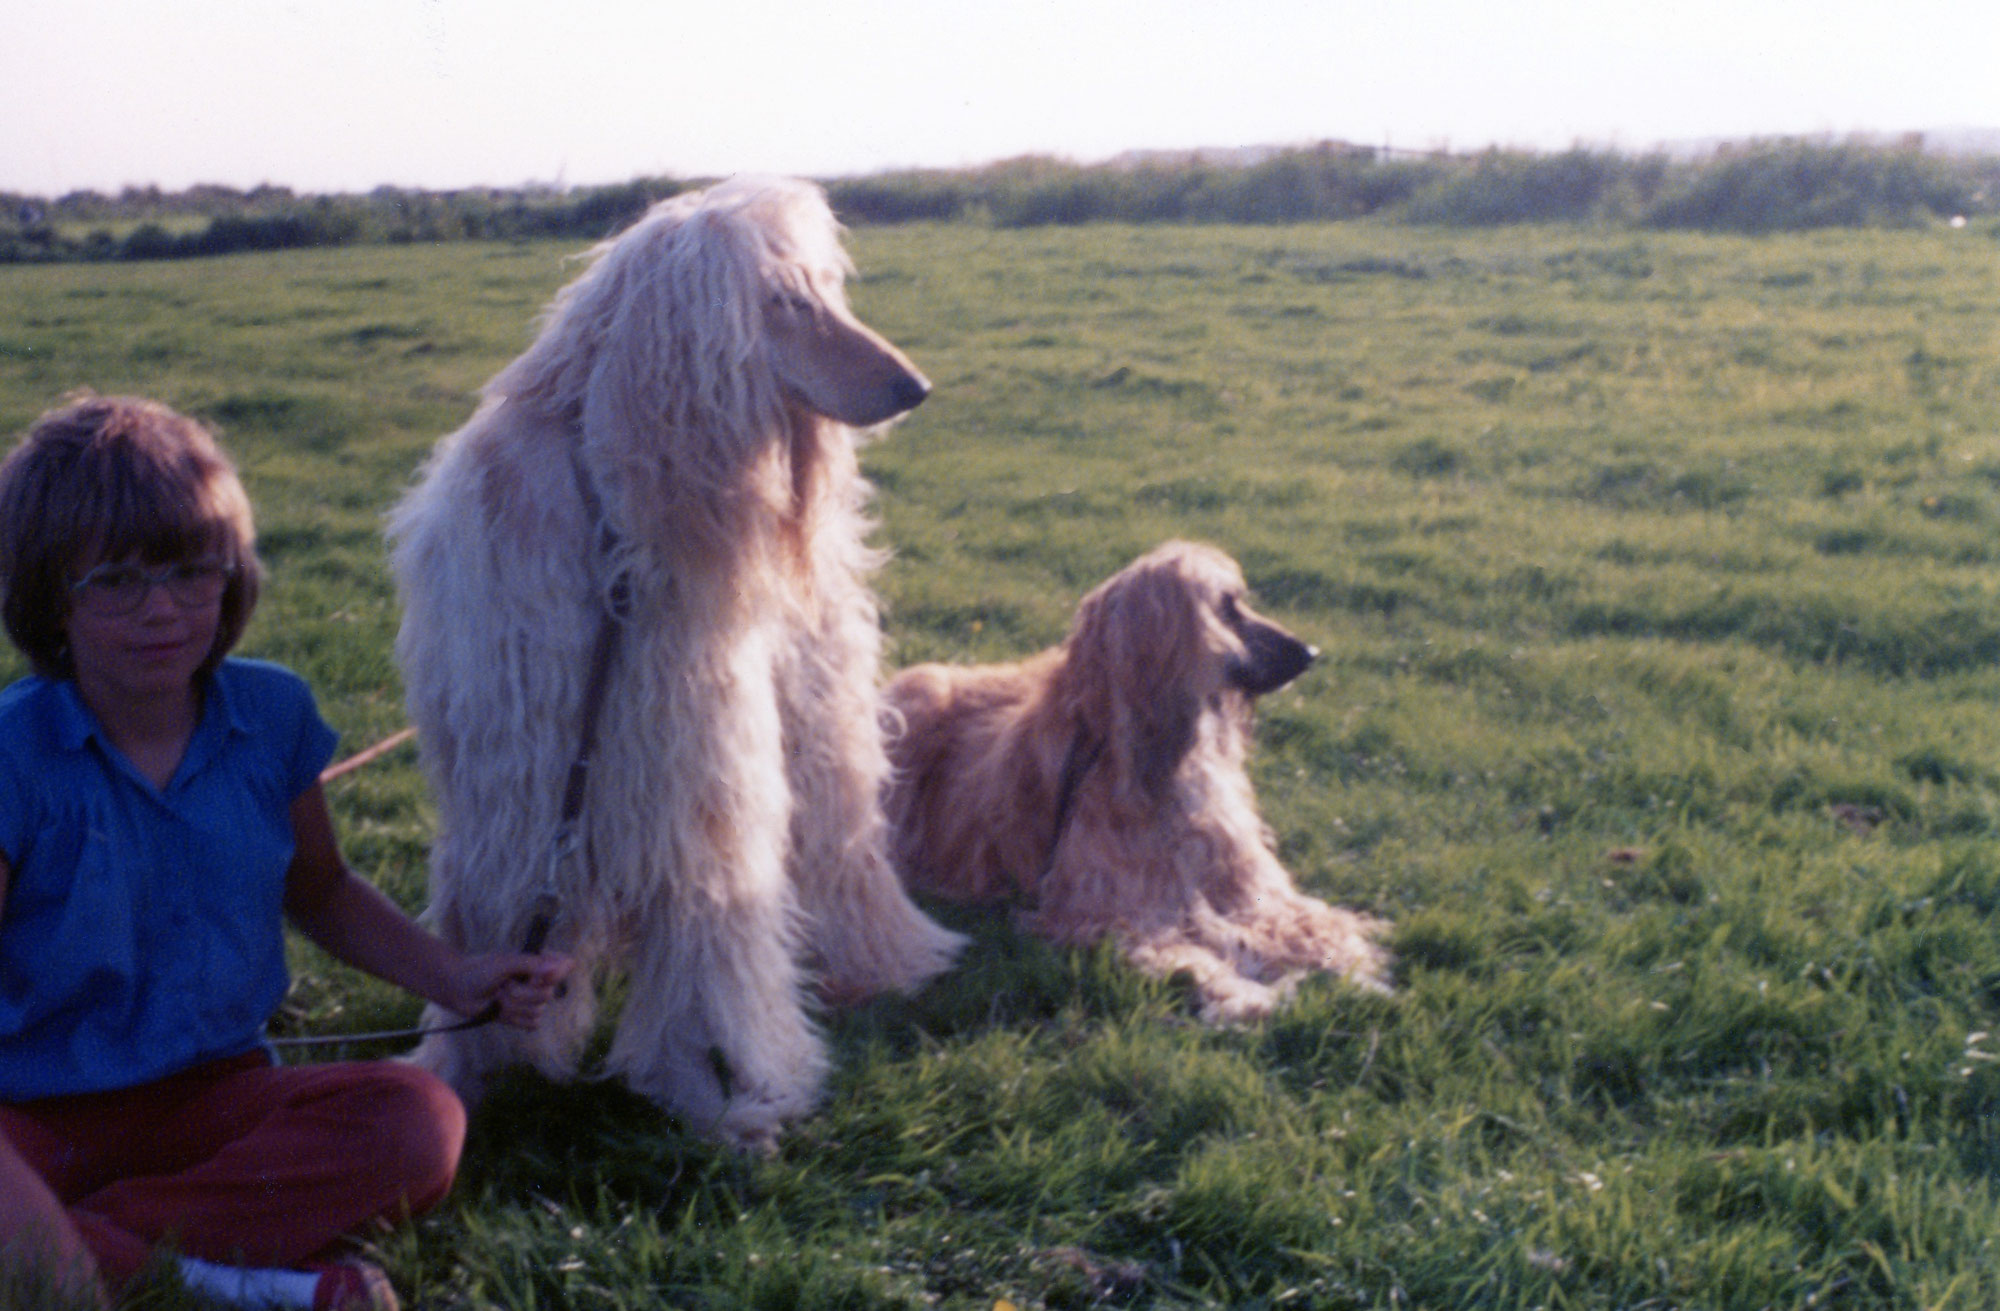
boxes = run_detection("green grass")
[4,219,2000,1308]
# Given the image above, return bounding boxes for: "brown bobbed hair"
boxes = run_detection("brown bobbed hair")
[0,393,262,680]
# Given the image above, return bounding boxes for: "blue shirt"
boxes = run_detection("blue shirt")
[0,658,338,1101]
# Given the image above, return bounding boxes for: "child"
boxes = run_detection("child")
[0,394,573,1310]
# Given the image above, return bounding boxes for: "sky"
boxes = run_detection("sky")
[6,0,1999,197]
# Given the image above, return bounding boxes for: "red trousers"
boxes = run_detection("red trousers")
[0,1052,466,1290]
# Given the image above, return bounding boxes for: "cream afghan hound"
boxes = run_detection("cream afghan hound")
[388,176,965,1150]
[885,541,1390,1024]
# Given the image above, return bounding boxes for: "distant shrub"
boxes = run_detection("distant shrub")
[186,212,330,255]
[992,170,1112,228]
[564,179,686,235]
[5,137,1997,264]
[1641,141,1980,233]
[1191,147,1440,222]
[828,172,973,224]
[976,146,1448,228]
[1404,148,1634,226]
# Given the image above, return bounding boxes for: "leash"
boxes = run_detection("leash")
[272,445,630,1053]
[318,726,416,785]
[526,440,633,952]
[267,1006,503,1050]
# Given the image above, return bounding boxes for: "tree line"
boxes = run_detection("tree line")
[5,138,1995,265]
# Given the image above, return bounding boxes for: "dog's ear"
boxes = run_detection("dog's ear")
[1066,558,1205,805]
[1130,688,1199,799]
[544,197,796,559]
[582,205,772,456]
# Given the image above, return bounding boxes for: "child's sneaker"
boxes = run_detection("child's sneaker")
[307,1261,399,1311]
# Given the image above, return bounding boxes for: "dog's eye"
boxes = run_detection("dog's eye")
[1219,593,1243,623]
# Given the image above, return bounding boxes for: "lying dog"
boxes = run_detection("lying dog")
[884,541,1390,1022]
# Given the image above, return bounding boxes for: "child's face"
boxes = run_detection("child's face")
[62,553,225,708]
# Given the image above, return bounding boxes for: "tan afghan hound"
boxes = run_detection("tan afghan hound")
[388,176,964,1150]
[885,541,1390,1023]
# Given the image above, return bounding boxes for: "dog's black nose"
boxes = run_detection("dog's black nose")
[1231,631,1316,696]
[890,373,931,414]
[1268,636,1317,689]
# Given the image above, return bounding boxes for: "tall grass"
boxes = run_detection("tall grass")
[3,218,2000,1307]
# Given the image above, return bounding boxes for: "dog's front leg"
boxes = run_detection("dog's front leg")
[406,842,602,1105]
[603,628,827,1150]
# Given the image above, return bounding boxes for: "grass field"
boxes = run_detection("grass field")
[4,216,2000,1309]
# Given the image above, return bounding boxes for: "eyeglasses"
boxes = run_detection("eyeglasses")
[69,559,231,616]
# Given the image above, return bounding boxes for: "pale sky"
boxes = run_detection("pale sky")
[5,0,1997,197]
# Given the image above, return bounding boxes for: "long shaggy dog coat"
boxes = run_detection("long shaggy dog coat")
[389,176,963,1148]
[885,541,1389,1023]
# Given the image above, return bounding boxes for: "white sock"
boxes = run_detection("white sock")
[176,1256,322,1308]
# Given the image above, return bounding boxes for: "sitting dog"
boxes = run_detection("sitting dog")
[388,177,963,1149]
[884,540,1390,1023]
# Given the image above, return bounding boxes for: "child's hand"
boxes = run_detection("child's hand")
[452,952,575,1030]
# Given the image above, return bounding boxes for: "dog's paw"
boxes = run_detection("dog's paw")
[1194,974,1287,1027]
[713,1091,800,1156]
[721,1123,783,1158]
